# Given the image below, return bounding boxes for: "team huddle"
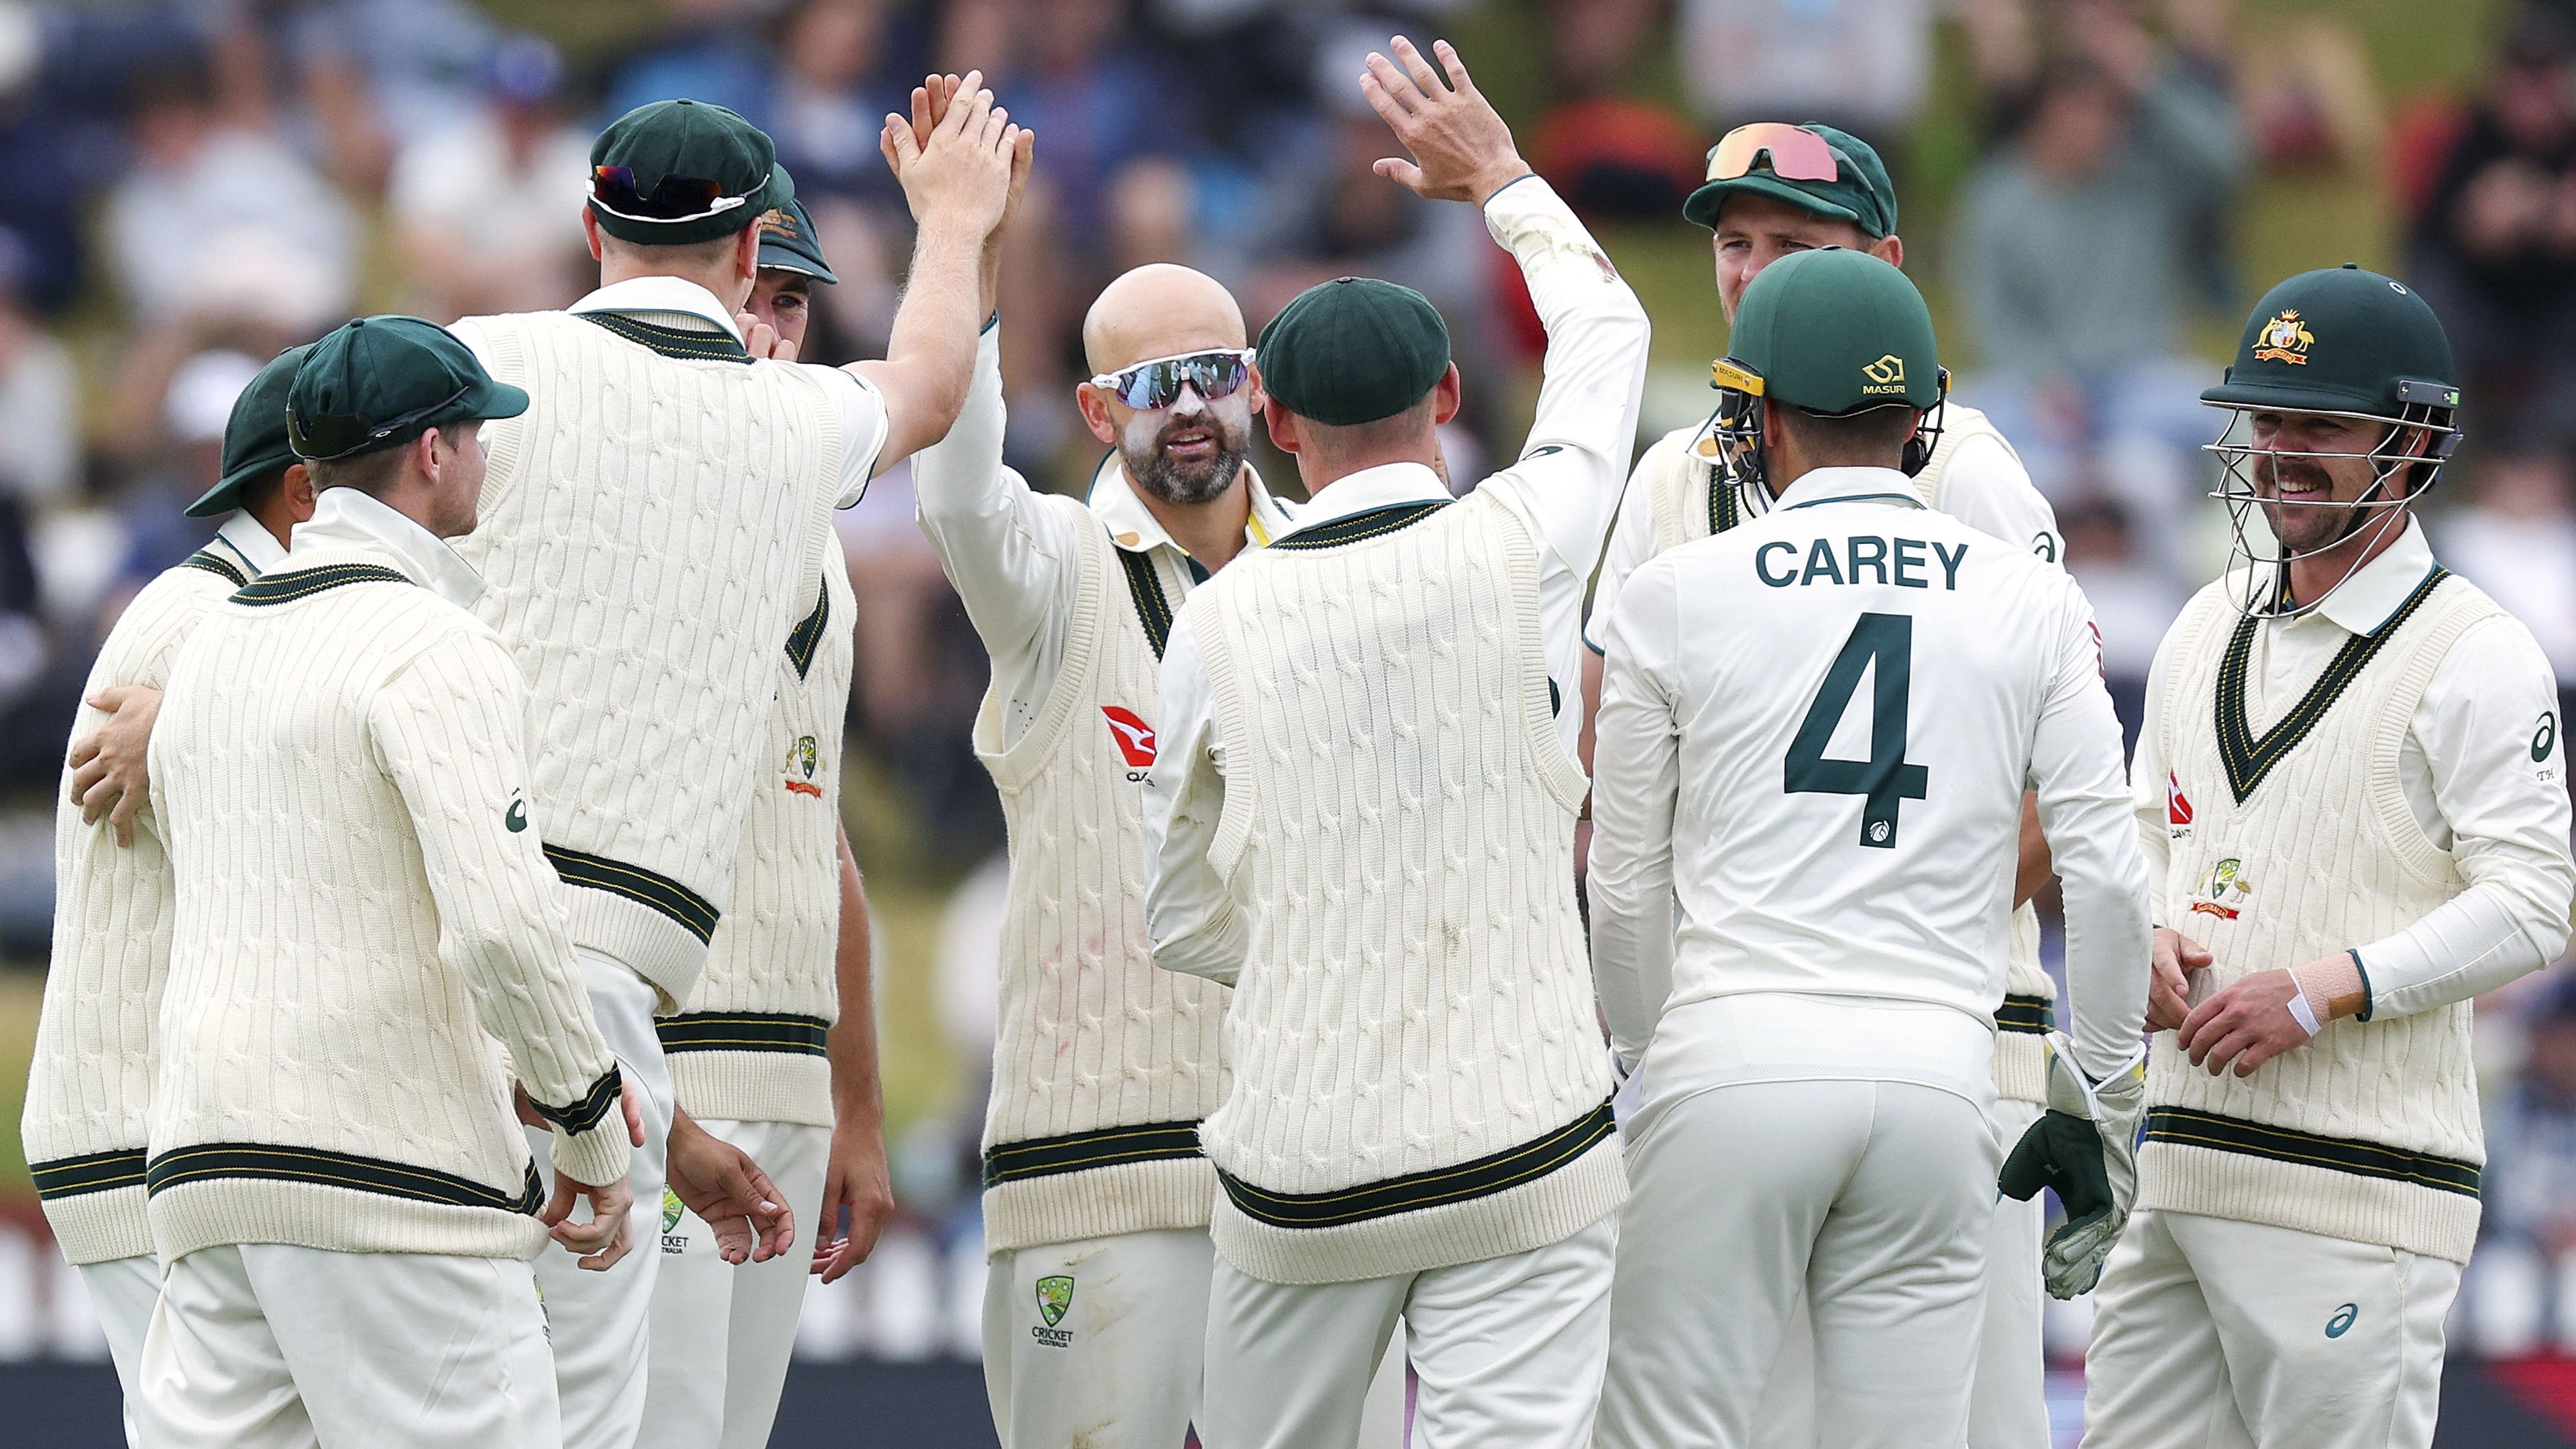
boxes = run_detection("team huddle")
[20,32,2576,1449]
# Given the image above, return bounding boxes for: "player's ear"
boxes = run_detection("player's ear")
[282,462,317,524]
[1872,232,1904,269]
[737,225,761,283]
[581,207,605,262]
[1074,382,1122,447]
[1264,396,1302,455]
[1430,364,1463,427]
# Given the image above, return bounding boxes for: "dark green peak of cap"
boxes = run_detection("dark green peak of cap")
[755,178,837,284]
[1256,276,1450,427]
[2202,266,2460,419]
[188,343,312,518]
[1682,123,1896,241]
[1725,247,1938,414]
[590,98,780,246]
[288,315,528,463]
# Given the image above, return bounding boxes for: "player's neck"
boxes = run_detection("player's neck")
[2284,507,2408,613]
[594,256,751,314]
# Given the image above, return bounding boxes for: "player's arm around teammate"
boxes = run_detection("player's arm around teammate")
[137,317,638,1449]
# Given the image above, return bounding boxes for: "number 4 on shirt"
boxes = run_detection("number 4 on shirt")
[1785,612,1928,849]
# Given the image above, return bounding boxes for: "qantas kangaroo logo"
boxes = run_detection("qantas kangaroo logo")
[1102,706,1157,772]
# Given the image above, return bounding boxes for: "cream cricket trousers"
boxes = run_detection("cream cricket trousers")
[2082,1208,2461,1449]
[637,1118,830,1449]
[529,950,674,1449]
[983,1226,1214,1448]
[1199,1216,1617,1449]
[1595,1079,1998,1449]
[133,1244,558,1449]
[82,1252,162,1446]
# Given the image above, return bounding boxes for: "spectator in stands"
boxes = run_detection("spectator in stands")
[2471,975,2576,1353]
[0,246,78,509]
[771,0,908,206]
[608,0,781,131]
[1676,0,1935,164]
[388,34,592,319]
[2411,3,2576,449]
[2057,494,2184,747]
[2438,445,2576,702]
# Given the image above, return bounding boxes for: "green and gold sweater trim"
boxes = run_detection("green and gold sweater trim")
[2214,567,2451,802]
[543,843,720,944]
[1216,1099,1615,1229]
[146,1142,545,1214]
[579,311,753,364]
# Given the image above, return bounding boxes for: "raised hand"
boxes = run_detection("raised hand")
[878,69,1020,243]
[1359,38,1529,206]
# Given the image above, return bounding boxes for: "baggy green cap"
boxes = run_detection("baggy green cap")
[2201,265,2461,419]
[1723,247,1939,414]
[1682,124,1896,239]
[1255,276,1450,427]
[589,99,784,246]
[288,316,529,462]
[755,178,837,284]
[187,343,312,518]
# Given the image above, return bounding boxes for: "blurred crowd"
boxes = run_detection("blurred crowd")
[1,0,2575,1364]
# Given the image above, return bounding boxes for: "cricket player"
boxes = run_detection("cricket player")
[1587,247,2151,1449]
[2084,268,2575,1448]
[638,175,897,1449]
[1144,38,1649,1449]
[138,316,637,1449]
[900,80,1274,1442]
[20,343,313,1440]
[436,92,1015,1448]
[1579,123,2065,1448]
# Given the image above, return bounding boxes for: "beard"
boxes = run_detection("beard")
[1122,399,1251,506]
[2255,452,2361,553]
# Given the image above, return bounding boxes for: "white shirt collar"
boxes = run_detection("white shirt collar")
[568,276,743,343]
[290,488,486,608]
[1769,466,1928,513]
[213,509,288,574]
[2299,515,2440,637]
[1086,453,1297,561]
[1295,462,1450,527]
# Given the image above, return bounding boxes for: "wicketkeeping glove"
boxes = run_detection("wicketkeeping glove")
[1999,1031,2145,1299]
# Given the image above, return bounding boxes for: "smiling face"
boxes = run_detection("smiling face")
[1712,193,1890,321]
[2243,409,2417,555]
[1112,382,1254,506]
[1076,264,1254,508]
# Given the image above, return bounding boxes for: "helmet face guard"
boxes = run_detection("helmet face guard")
[1708,356,1947,515]
[2202,398,2460,619]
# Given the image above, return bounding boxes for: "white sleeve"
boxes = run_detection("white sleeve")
[1587,559,1682,1072]
[807,363,893,507]
[1937,433,2063,565]
[1586,464,1658,656]
[2353,616,2576,1018]
[2129,619,2185,916]
[1142,608,1244,986]
[2029,580,2151,1080]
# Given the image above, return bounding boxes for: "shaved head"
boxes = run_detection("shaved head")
[1083,264,1246,375]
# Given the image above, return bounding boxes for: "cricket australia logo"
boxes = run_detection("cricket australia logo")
[2253,310,2314,366]
[660,1187,687,1254]
[1102,705,1157,779]
[785,734,822,798]
[1032,1275,1075,1348]
[2190,857,2253,922]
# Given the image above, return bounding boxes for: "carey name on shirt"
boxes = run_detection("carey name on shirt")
[1753,535,1969,591]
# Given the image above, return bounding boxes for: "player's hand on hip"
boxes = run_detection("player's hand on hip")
[879,70,1022,240]
[667,1113,794,1266]
[542,1171,634,1271]
[2145,926,2211,1032]
[1360,38,1528,205]
[2178,967,2312,1077]
[812,1117,896,1283]
[70,684,163,847]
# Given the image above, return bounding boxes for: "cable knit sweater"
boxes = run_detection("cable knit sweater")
[23,537,264,1263]
[147,497,629,1262]
[660,529,856,1128]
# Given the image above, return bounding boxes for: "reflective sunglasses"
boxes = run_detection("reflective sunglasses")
[1704,123,1840,184]
[1087,349,1254,411]
[590,165,759,224]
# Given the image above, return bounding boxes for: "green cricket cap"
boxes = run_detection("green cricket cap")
[288,316,528,463]
[1723,247,1939,414]
[1256,276,1450,427]
[1682,123,1896,240]
[755,179,837,284]
[187,343,312,518]
[2202,264,2461,419]
[589,99,784,246]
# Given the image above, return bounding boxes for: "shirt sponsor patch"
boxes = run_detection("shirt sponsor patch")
[1103,706,1157,769]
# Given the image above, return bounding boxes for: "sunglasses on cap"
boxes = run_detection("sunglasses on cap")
[591,165,760,224]
[1087,349,1254,412]
[1704,123,1840,184]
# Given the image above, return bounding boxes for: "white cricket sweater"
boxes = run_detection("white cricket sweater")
[2143,569,2502,1263]
[661,528,856,1128]
[1601,405,2061,1102]
[1183,490,1622,1285]
[973,510,1230,1252]
[448,307,853,1010]
[23,523,277,1264]
[147,494,630,1262]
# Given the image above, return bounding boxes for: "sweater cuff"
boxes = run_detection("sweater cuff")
[549,1119,634,1191]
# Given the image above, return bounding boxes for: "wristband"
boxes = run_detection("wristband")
[2286,980,2321,1038]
